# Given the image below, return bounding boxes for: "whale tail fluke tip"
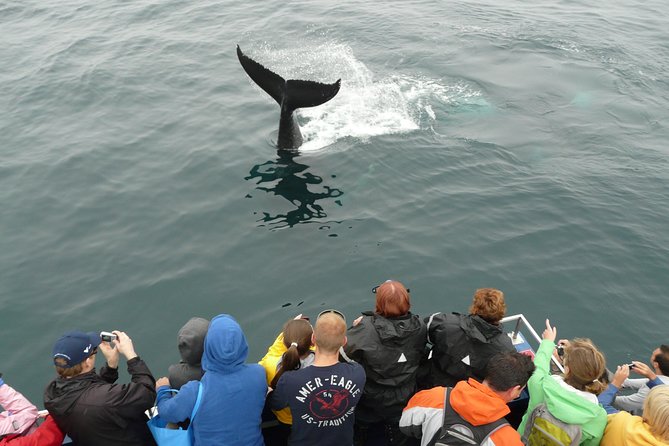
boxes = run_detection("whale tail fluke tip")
[237,45,341,149]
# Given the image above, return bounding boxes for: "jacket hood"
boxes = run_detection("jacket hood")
[201,314,248,374]
[605,411,666,446]
[177,317,209,365]
[450,378,510,426]
[367,311,424,343]
[460,314,504,343]
[541,376,607,425]
[43,371,97,415]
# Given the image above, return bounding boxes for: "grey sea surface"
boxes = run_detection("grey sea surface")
[1,0,668,403]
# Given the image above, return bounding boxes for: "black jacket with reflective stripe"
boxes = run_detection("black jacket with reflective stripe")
[344,311,427,422]
[427,313,515,388]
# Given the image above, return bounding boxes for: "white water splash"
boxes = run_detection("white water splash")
[251,42,486,152]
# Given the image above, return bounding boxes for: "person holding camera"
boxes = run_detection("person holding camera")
[44,330,157,446]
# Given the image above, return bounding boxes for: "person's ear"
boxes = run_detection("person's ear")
[83,355,96,370]
[311,333,316,345]
[342,335,347,347]
[504,385,522,402]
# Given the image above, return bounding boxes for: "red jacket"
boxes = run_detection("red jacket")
[400,379,522,446]
[0,416,64,446]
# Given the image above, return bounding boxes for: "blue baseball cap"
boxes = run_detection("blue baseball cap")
[52,331,101,368]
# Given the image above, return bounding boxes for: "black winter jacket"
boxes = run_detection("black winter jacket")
[43,357,156,446]
[344,311,427,423]
[426,312,515,388]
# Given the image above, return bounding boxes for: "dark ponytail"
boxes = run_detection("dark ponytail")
[270,319,313,389]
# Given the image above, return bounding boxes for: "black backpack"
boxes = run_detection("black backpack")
[429,387,509,446]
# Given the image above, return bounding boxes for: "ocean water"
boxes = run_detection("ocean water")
[1,0,668,403]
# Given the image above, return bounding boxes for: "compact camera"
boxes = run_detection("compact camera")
[100,331,117,342]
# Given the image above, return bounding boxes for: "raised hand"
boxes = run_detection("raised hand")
[542,319,557,342]
[99,339,120,369]
[612,365,630,388]
[112,331,138,361]
[631,361,657,380]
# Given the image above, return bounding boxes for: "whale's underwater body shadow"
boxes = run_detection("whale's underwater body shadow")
[245,150,344,229]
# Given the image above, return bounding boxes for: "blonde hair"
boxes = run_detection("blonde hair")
[643,386,669,441]
[563,338,607,395]
[314,313,346,353]
[469,288,506,324]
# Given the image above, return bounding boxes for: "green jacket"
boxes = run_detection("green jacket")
[518,339,607,446]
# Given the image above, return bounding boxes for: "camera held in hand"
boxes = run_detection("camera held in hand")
[100,331,117,343]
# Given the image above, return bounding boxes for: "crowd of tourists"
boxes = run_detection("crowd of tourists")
[1,283,668,445]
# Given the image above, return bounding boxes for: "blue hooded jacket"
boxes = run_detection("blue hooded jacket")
[157,314,266,446]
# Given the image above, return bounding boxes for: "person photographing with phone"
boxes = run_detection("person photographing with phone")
[44,330,157,446]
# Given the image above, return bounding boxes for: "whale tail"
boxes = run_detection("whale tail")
[237,45,341,120]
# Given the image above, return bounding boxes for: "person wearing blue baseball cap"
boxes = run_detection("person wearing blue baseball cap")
[43,329,157,446]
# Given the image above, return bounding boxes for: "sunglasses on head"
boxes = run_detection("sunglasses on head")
[372,280,410,294]
[317,309,346,322]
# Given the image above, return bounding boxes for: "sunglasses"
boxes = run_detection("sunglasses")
[317,309,346,322]
[372,280,410,294]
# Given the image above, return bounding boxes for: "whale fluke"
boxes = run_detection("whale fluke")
[237,45,341,150]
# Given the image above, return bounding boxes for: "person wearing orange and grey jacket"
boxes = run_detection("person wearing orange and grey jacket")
[344,280,427,446]
[399,352,534,446]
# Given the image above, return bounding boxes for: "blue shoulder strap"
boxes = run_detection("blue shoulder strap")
[189,382,204,421]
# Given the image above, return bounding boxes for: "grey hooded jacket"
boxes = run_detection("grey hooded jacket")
[168,317,209,390]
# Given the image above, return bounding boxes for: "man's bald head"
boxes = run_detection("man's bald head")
[314,312,347,353]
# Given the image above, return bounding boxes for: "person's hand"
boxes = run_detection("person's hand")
[612,365,630,388]
[112,331,138,361]
[353,316,363,326]
[631,361,657,380]
[99,339,120,369]
[155,377,170,390]
[542,319,557,342]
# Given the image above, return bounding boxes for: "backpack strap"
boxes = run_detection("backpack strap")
[189,382,204,422]
[433,386,509,445]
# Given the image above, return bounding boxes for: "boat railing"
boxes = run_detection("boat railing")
[501,313,564,373]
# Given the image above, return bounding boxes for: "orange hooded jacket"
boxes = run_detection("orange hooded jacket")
[399,379,522,446]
